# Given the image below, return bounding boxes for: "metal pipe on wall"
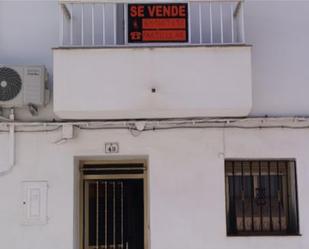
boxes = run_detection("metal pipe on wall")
[0,124,15,176]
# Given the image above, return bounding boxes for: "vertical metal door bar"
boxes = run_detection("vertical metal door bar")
[105,181,108,249]
[84,182,90,248]
[113,182,116,248]
[102,4,106,45]
[241,162,245,231]
[82,180,85,248]
[96,181,99,249]
[230,2,234,43]
[294,162,300,233]
[250,162,254,232]
[277,162,282,231]
[285,161,290,231]
[209,2,213,44]
[259,161,263,231]
[121,182,124,248]
[232,162,236,232]
[268,162,273,231]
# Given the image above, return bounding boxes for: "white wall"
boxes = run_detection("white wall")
[53,46,252,119]
[0,127,308,249]
[1,1,309,117]
[245,0,309,116]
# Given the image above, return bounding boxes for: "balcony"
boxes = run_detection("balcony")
[53,0,252,119]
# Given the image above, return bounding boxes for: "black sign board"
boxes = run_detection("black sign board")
[128,3,188,43]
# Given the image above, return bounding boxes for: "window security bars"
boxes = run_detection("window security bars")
[59,0,245,47]
[225,160,299,236]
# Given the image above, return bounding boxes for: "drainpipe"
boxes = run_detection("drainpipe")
[0,110,15,176]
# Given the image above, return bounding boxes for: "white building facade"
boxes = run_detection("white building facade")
[0,1,309,249]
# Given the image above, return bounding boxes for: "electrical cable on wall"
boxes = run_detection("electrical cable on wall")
[1,117,309,132]
[0,116,308,176]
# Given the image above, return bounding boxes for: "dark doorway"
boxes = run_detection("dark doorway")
[80,162,147,249]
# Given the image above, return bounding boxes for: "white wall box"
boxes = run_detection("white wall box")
[21,181,48,225]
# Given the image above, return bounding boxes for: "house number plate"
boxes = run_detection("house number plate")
[105,142,119,153]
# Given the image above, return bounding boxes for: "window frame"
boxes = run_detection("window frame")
[224,159,300,237]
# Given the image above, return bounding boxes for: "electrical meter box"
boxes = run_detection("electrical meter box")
[21,181,48,225]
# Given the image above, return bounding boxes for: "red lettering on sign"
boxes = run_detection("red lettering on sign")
[130,6,138,17]
[147,6,156,17]
[147,5,186,17]
[156,6,163,16]
[130,5,144,17]
[142,18,186,30]
[137,6,145,17]
[179,5,186,17]
[142,30,186,42]
[172,6,179,16]
[163,6,171,17]
[128,3,188,43]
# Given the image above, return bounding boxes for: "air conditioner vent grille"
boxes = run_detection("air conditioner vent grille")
[0,67,22,101]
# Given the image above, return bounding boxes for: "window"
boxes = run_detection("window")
[80,161,148,249]
[225,160,299,236]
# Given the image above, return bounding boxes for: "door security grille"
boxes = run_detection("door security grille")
[81,163,146,249]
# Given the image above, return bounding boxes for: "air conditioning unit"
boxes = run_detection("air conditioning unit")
[0,65,49,108]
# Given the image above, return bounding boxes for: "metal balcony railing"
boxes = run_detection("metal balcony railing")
[59,0,245,47]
